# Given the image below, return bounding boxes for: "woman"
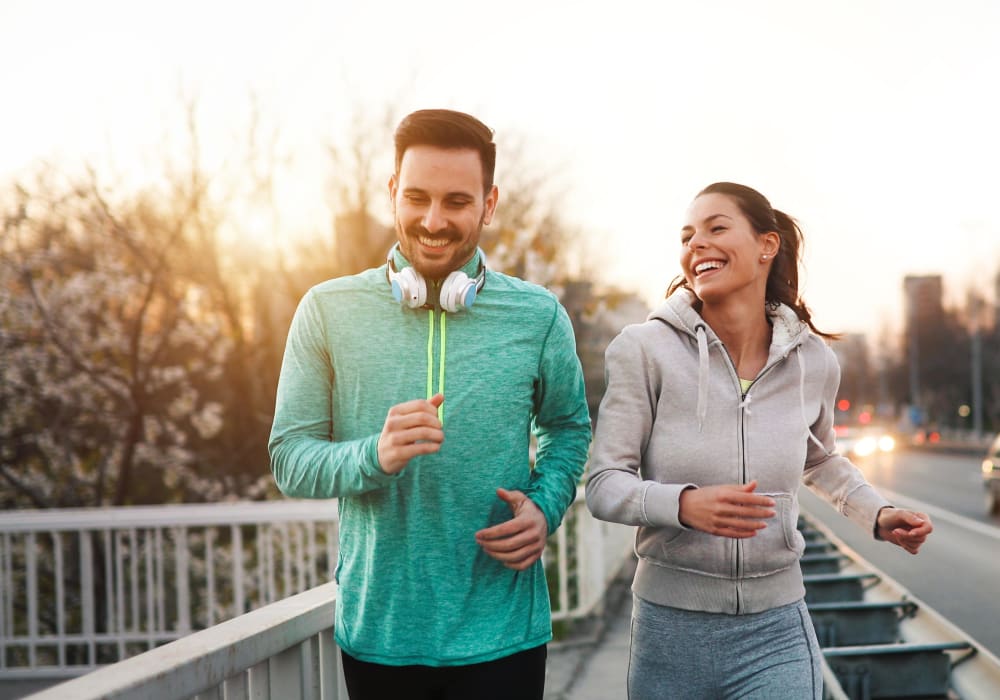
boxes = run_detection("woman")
[585,182,932,699]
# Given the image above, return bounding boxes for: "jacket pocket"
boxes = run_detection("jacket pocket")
[741,492,804,578]
[635,524,731,577]
[634,524,684,559]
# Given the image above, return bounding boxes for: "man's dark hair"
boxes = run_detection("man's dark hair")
[394,109,497,193]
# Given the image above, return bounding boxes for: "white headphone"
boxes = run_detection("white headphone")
[386,243,488,312]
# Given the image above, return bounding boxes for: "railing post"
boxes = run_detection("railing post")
[144,529,155,649]
[221,670,248,699]
[249,659,270,699]
[231,524,245,618]
[556,520,569,615]
[319,630,340,700]
[302,636,318,700]
[114,530,126,659]
[270,642,303,699]
[586,518,606,616]
[256,524,266,608]
[326,523,336,582]
[103,529,114,652]
[206,527,216,627]
[54,531,66,666]
[281,524,291,599]
[264,525,275,604]
[0,533,7,669]
[575,508,591,614]
[27,532,38,667]
[155,527,166,634]
[80,531,95,665]
[129,528,139,638]
[175,526,191,634]
[306,522,317,590]
[295,525,306,594]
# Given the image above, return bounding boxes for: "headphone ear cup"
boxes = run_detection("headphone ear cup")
[440,270,477,313]
[391,267,427,308]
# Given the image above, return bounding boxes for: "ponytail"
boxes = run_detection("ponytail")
[768,209,838,340]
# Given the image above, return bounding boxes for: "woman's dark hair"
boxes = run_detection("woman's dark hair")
[667,181,838,339]
[394,109,497,194]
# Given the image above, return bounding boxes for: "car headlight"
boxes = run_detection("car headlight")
[986,460,996,475]
[855,437,877,457]
[878,435,895,452]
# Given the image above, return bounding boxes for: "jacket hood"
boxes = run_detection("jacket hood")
[649,288,809,351]
[649,289,826,455]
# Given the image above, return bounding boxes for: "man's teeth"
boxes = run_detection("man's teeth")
[419,236,449,248]
[695,261,725,275]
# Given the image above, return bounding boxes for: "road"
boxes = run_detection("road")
[800,447,1000,657]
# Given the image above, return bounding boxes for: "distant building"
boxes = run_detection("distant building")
[902,275,944,415]
[831,333,873,413]
[903,275,944,329]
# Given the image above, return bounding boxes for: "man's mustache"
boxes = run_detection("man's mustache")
[404,223,462,240]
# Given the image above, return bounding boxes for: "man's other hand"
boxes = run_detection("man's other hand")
[475,488,548,571]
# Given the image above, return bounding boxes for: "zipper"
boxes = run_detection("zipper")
[718,342,787,614]
[425,299,447,425]
[737,375,746,613]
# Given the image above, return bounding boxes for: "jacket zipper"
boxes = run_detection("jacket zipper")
[716,342,747,613]
[719,344,787,615]
[425,284,446,423]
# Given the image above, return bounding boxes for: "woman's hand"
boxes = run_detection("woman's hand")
[678,480,776,538]
[876,507,933,554]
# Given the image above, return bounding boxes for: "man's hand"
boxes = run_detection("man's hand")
[678,480,776,538]
[376,394,444,475]
[475,488,548,571]
[877,507,933,554]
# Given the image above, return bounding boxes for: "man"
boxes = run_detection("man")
[268,109,592,699]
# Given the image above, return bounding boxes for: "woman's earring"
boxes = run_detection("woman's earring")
[760,254,770,261]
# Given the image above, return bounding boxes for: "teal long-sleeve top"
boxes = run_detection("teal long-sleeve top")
[268,251,592,666]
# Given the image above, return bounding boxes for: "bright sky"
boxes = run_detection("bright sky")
[3,0,999,340]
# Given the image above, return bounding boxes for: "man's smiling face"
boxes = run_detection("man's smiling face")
[389,145,498,280]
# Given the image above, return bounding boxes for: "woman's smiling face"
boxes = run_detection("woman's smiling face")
[680,192,776,305]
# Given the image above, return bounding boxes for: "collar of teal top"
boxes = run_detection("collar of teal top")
[389,245,484,281]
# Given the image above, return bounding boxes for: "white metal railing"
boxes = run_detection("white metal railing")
[548,486,634,622]
[3,489,633,700]
[23,581,346,700]
[0,499,339,678]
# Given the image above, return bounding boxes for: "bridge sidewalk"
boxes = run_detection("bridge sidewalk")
[545,557,634,700]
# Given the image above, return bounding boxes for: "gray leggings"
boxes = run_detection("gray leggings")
[628,596,822,700]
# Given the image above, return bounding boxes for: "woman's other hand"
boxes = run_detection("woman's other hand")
[877,507,933,554]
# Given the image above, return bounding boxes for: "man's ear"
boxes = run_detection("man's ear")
[388,174,398,207]
[482,185,499,225]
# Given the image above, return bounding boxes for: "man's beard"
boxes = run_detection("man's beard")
[397,215,485,278]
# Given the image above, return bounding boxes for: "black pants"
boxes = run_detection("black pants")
[341,644,547,700]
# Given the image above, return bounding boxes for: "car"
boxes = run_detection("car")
[983,432,1000,516]
[835,425,896,459]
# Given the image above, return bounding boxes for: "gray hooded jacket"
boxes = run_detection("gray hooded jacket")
[585,289,890,614]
